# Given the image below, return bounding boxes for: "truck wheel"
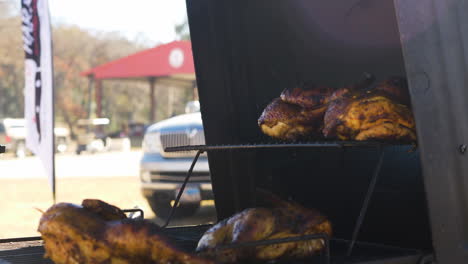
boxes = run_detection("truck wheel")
[147,198,200,219]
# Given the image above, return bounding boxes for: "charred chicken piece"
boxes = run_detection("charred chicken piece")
[258,73,375,141]
[81,199,127,221]
[323,78,416,142]
[328,72,376,102]
[280,82,335,108]
[258,98,327,140]
[196,193,332,263]
[374,77,412,106]
[38,200,213,264]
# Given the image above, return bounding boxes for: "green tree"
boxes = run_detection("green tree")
[0,5,24,119]
[0,3,198,137]
[52,25,150,135]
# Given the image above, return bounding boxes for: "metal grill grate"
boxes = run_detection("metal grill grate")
[0,227,425,264]
[164,141,414,153]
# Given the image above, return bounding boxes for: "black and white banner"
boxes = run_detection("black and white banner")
[21,0,55,198]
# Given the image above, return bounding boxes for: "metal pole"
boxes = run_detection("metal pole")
[347,149,385,256]
[50,20,56,204]
[192,80,198,101]
[162,150,203,228]
[149,77,156,123]
[95,79,103,118]
[87,76,93,119]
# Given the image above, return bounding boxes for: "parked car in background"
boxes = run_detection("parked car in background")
[0,118,71,157]
[54,125,71,154]
[140,101,213,218]
[0,118,28,158]
[75,118,131,154]
[128,121,147,148]
[75,118,110,154]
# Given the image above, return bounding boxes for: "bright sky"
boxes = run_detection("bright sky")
[48,0,188,45]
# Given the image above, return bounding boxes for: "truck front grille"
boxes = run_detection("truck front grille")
[160,130,205,158]
[150,171,211,182]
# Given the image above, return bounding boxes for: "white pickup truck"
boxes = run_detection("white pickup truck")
[139,102,213,218]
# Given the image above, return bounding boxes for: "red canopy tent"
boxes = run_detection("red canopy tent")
[82,40,196,122]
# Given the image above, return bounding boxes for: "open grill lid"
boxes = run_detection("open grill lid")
[186,0,468,263]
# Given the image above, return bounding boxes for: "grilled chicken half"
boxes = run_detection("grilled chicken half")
[258,83,334,140]
[258,98,327,140]
[38,199,213,264]
[323,77,416,142]
[258,74,375,141]
[196,192,332,263]
[280,83,335,108]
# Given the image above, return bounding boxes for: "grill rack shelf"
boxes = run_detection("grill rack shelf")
[162,142,414,259]
[0,225,426,264]
[163,141,415,152]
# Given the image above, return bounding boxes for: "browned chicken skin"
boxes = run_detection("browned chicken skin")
[81,199,128,221]
[280,82,334,108]
[258,82,335,140]
[258,74,376,141]
[196,193,332,263]
[259,74,416,142]
[258,98,327,140]
[38,200,213,264]
[327,73,375,102]
[374,77,412,106]
[323,78,416,141]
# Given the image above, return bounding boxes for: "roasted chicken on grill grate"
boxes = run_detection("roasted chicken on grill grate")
[258,98,328,140]
[323,77,416,141]
[258,74,416,142]
[258,82,336,140]
[38,199,213,264]
[280,83,335,108]
[196,192,332,263]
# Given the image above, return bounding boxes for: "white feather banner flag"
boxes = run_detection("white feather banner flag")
[21,0,55,201]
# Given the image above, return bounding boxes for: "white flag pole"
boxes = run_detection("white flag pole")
[21,0,56,203]
[47,0,56,204]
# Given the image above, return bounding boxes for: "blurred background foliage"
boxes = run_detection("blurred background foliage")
[0,0,193,138]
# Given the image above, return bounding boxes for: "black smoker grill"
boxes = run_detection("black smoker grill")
[1,1,467,264]
[183,0,468,263]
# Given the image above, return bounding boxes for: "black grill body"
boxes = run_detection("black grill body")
[186,0,468,263]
